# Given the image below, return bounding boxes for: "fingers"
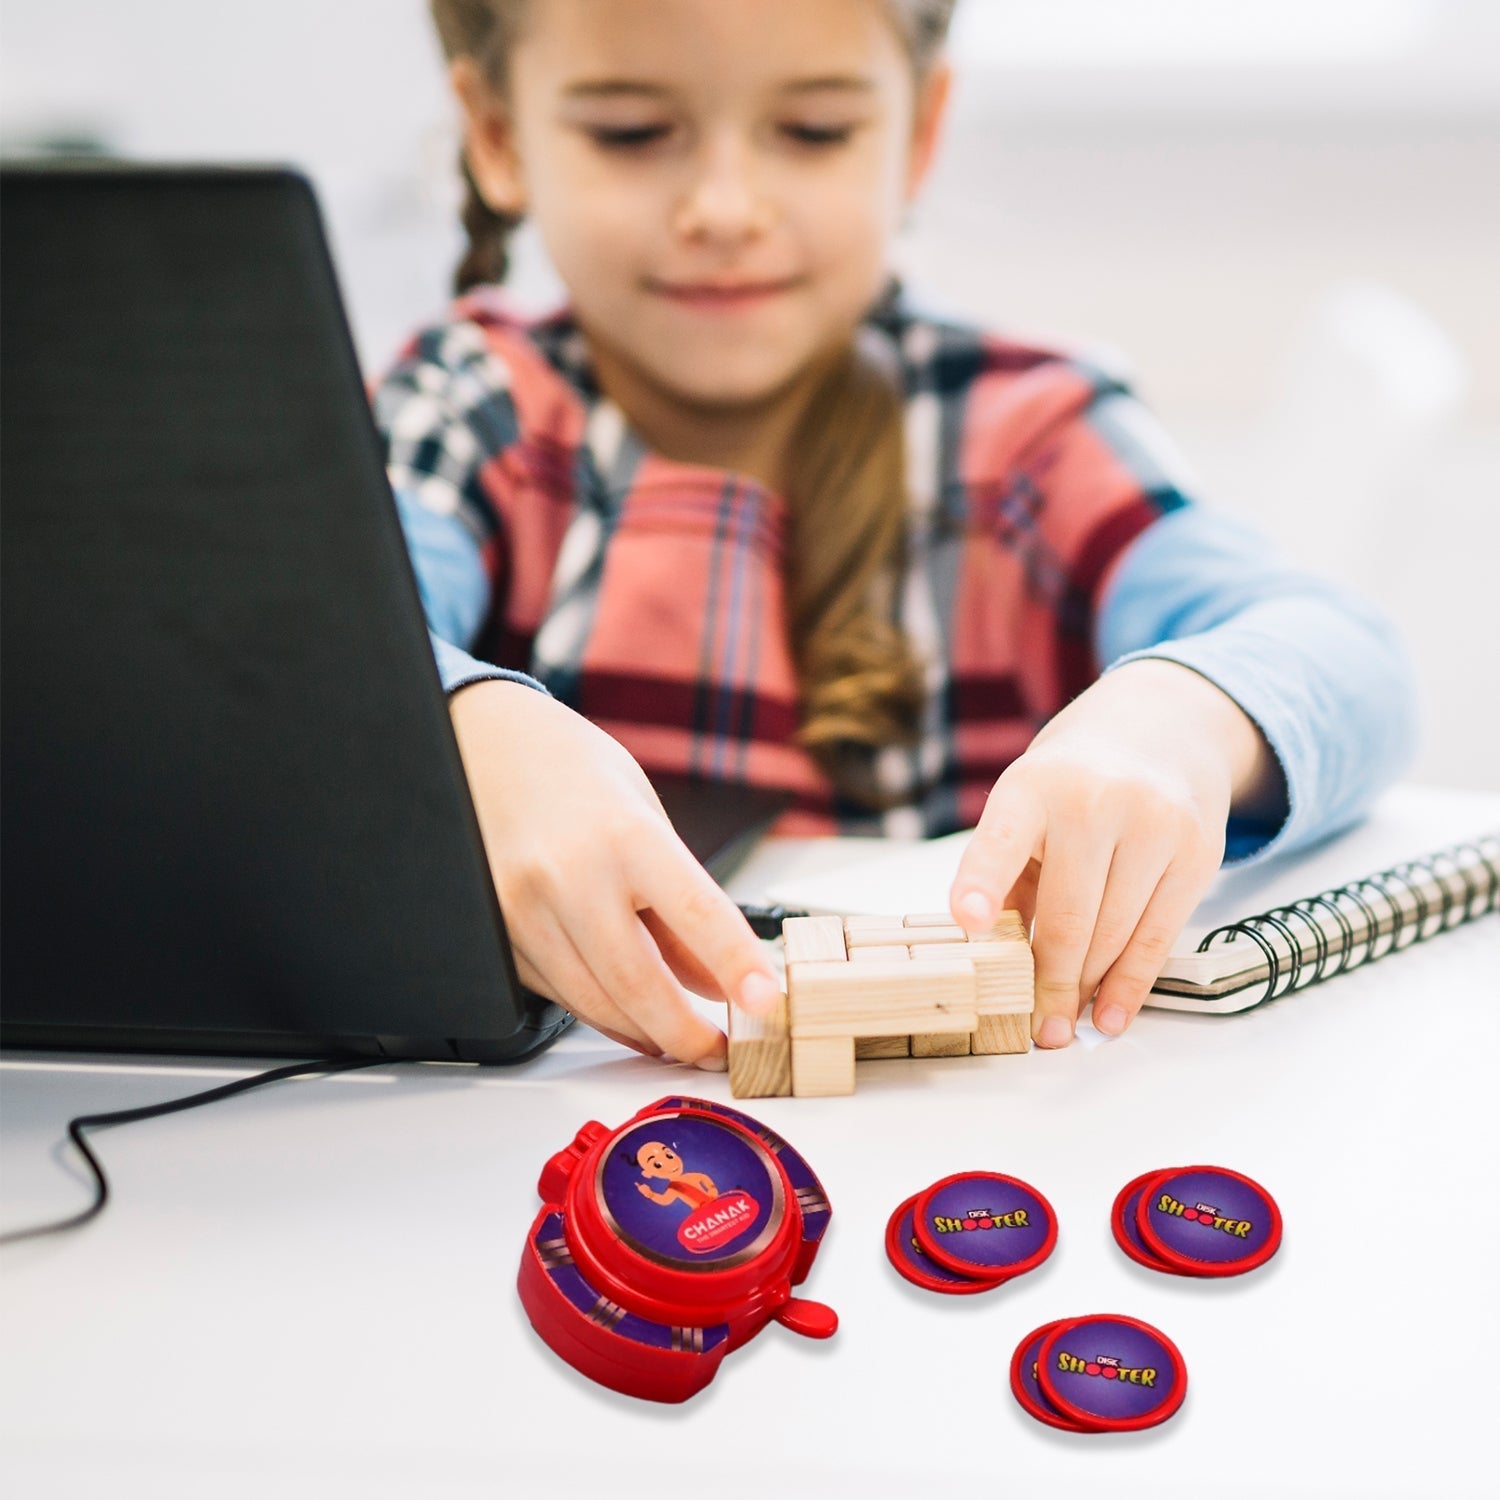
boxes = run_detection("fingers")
[1075,831,1178,1004]
[504,853,721,1065]
[1002,858,1041,930]
[508,907,665,1060]
[553,870,730,1068]
[1090,851,1218,1036]
[1027,825,1114,1047]
[639,908,726,1001]
[626,836,782,1020]
[951,781,1046,934]
[503,822,777,1067]
[1026,827,1215,1046]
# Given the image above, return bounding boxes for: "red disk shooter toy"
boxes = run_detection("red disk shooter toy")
[518,1095,837,1403]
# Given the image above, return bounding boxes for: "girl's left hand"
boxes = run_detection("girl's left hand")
[948,659,1281,1046]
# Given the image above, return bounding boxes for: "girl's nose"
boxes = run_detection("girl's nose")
[672,136,775,244]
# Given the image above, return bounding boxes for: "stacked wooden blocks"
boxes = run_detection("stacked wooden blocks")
[728,912,1035,1098]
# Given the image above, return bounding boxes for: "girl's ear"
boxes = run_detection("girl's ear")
[905,59,952,201]
[450,56,527,216]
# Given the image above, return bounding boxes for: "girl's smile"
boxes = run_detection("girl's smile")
[646,275,806,315]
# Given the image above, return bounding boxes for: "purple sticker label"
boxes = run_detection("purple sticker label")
[1042,1317,1183,1425]
[919,1174,1053,1273]
[596,1112,784,1273]
[1142,1168,1278,1266]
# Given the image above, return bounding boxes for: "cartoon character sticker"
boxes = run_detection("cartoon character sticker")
[596,1113,784,1271]
[632,1142,720,1210]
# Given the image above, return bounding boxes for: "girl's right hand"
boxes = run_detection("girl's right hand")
[448,678,782,1068]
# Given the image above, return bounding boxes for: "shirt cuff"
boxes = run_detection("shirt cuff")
[1105,614,1419,868]
[430,633,549,698]
[1095,507,1418,869]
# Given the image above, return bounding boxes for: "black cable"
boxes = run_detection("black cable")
[735,902,807,939]
[0,1055,393,1247]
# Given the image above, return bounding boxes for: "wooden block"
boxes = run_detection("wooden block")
[855,1035,911,1060]
[967,936,1030,962]
[897,924,970,945]
[783,915,848,965]
[912,1031,971,1057]
[789,958,976,1038]
[972,1012,1032,1055]
[973,910,1028,943]
[847,924,969,948]
[971,923,1034,1016]
[727,986,791,1098]
[917,942,1032,1013]
[791,1035,855,1096]
[843,927,916,949]
[844,913,904,932]
[773,909,1034,1091]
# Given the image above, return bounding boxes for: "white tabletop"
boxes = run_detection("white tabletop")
[3,784,1498,1499]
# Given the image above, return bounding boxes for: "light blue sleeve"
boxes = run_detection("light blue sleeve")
[393,488,548,698]
[1096,506,1419,866]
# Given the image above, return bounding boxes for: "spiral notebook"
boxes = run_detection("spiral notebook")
[1146,831,1497,1012]
[733,785,1500,1015]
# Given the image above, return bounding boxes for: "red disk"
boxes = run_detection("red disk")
[911,1171,1057,1281]
[1111,1170,1211,1277]
[1010,1320,1102,1432]
[885,1194,1010,1295]
[1037,1314,1188,1433]
[1135,1164,1283,1278]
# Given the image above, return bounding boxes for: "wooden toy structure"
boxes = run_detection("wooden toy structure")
[728,912,1035,1098]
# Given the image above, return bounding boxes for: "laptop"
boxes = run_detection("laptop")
[0,161,779,1064]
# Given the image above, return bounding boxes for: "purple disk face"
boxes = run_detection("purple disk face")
[912,1172,1057,1279]
[885,1194,1009,1295]
[1010,1321,1099,1432]
[1038,1315,1188,1432]
[1136,1165,1282,1276]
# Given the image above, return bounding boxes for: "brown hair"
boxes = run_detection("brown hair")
[429,0,958,808]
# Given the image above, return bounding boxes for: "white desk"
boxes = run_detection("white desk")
[3,785,1498,1499]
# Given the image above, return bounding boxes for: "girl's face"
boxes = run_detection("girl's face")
[458,0,949,414]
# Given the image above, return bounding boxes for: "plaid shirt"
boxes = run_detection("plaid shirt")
[375,285,1201,836]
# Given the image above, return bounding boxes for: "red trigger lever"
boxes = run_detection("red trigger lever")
[775,1298,839,1339]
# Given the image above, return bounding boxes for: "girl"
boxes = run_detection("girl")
[375,0,1417,1067]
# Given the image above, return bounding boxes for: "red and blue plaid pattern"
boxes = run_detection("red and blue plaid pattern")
[375,287,1188,834]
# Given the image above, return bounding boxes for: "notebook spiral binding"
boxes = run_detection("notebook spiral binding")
[1193,834,1500,1007]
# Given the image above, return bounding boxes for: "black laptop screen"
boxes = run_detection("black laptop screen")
[1,164,568,1062]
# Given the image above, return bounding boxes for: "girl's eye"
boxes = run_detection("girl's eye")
[581,121,856,152]
[586,124,673,150]
[780,123,856,148]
